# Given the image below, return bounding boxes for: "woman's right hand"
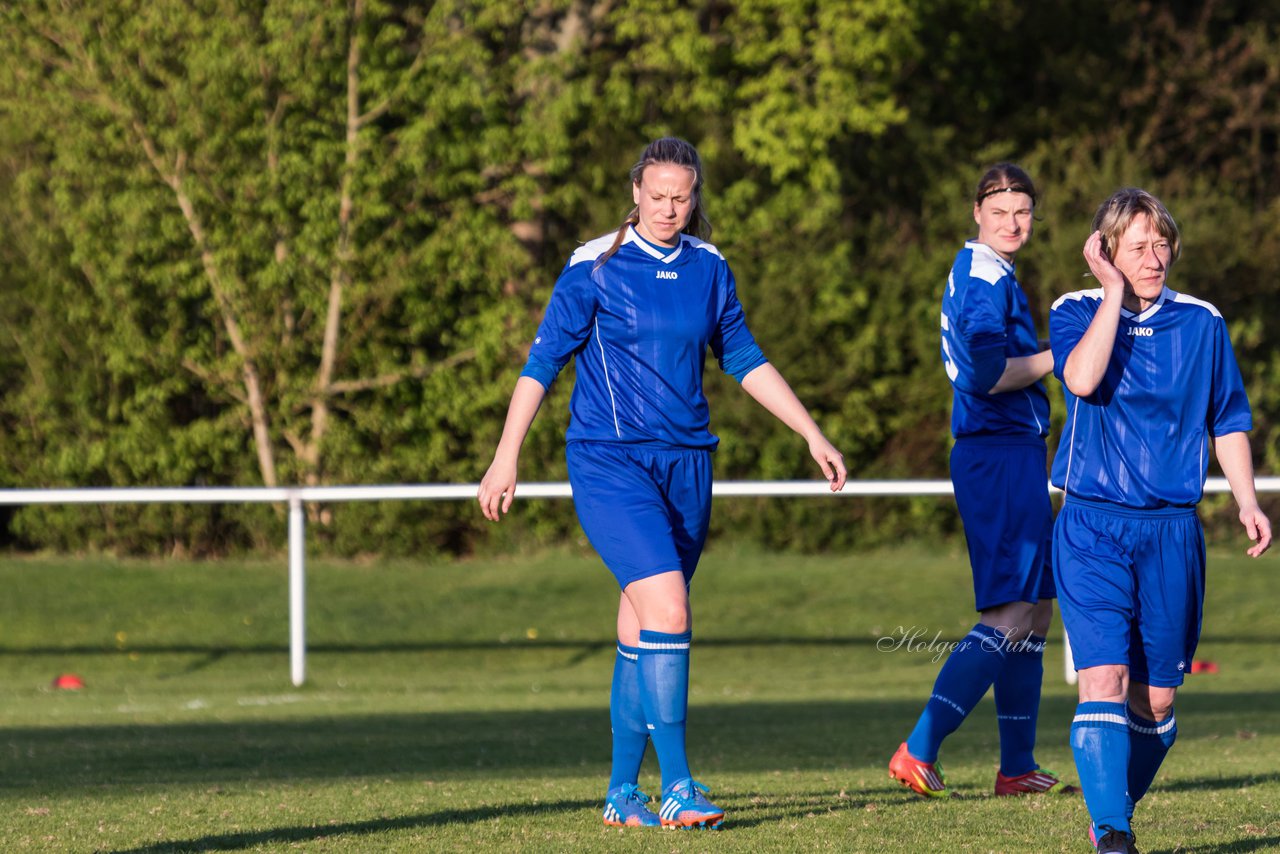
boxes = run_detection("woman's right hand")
[1083,230,1126,298]
[477,456,518,521]
[476,377,549,522]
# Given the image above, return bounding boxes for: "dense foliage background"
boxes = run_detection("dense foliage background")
[1,0,1277,555]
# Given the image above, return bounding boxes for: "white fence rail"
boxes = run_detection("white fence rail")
[0,477,1273,686]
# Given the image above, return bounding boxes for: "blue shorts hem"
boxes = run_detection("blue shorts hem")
[975,591,1056,612]
[1070,657,1186,688]
[613,564,688,590]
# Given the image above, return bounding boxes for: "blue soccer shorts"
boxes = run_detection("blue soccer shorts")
[565,441,712,590]
[951,435,1056,611]
[1053,496,1206,687]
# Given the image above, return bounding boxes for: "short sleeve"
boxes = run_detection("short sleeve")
[1050,295,1093,382]
[952,276,1009,394]
[520,260,597,389]
[956,278,1008,351]
[1208,315,1252,436]
[709,263,764,376]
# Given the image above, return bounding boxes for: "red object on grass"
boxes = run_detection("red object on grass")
[1190,660,1219,674]
[51,673,85,690]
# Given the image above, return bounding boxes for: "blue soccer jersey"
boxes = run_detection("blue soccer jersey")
[941,241,1050,438]
[1050,286,1252,508]
[521,226,767,450]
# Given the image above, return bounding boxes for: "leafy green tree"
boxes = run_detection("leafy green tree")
[2,0,1277,554]
[0,1,541,551]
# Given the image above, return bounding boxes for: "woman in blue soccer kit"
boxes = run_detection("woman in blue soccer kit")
[1051,188,1271,854]
[891,164,1074,799]
[478,137,846,830]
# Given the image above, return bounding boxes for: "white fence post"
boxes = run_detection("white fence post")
[288,493,306,687]
[1063,628,1078,685]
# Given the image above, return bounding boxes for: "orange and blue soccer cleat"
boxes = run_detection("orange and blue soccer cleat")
[602,783,661,827]
[995,766,1078,796]
[889,742,953,798]
[658,778,724,829]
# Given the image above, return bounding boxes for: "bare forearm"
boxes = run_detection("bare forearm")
[739,362,847,490]
[478,376,548,521]
[1067,231,1129,397]
[988,349,1053,394]
[1215,431,1260,510]
[493,376,548,463]
[1215,431,1273,557]
[1062,297,1122,396]
[739,363,823,441]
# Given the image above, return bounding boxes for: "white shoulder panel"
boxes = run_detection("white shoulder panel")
[967,250,1008,286]
[568,231,625,267]
[1171,291,1223,319]
[1051,288,1104,311]
[682,235,725,260]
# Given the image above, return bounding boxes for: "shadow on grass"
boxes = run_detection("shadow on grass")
[0,637,881,676]
[1154,771,1280,794]
[5,632,1276,684]
[104,798,597,854]
[1148,839,1280,854]
[3,693,1278,794]
[102,786,904,853]
[0,698,928,791]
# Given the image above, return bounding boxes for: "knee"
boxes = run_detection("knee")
[644,601,691,634]
[1029,600,1053,637]
[980,601,1038,643]
[1130,687,1176,722]
[1078,665,1127,703]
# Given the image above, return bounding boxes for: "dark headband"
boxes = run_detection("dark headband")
[978,185,1036,204]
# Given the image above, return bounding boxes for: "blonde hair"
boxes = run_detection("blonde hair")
[1091,188,1181,265]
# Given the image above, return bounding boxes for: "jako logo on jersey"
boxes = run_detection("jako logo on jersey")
[656,270,679,280]
[1127,326,1154,337]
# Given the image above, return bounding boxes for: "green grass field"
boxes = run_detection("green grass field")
[1,543,1277,852]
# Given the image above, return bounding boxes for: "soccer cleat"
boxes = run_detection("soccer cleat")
[602,783,661,827]
[1091,824,1140,854]
[658,778,724,829]
[889,742,953,798]
[995,766,1078,796]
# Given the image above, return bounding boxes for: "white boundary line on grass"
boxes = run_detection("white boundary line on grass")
[0,476,1274,686]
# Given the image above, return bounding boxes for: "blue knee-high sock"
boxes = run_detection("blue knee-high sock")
[1070,701,1131,835]
[906,624,1009,762]
[608,642,649,792]
[637,629,692,791]
[993,634,1046,776]
[1126,706,1176,819]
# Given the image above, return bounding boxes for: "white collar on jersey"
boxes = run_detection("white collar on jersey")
[627,225,684,263]
[964,239,1014,273]
[1121,285,1171,323]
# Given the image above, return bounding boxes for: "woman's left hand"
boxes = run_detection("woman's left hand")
[1240,505,1273,557]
